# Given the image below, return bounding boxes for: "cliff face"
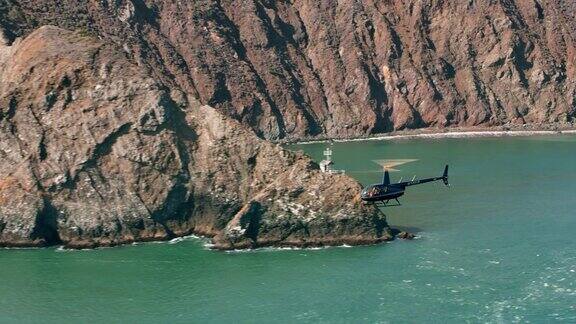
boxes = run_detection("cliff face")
[1,0,574,140]
[0,26,389,249]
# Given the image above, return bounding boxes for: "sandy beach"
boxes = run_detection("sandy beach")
[289,127,576,145]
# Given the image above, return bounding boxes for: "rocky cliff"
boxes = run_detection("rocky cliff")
[1,0,574,140]
[0,26,391,249]
[1,0,574,249]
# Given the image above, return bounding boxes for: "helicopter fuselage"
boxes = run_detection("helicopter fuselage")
[361,184,405,202]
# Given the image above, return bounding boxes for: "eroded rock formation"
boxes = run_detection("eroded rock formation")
[1,0,574,139]
[0,27,390,249]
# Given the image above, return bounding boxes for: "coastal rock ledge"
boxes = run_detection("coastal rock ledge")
[0,26,395,250]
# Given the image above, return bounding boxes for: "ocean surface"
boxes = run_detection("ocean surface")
[1,135,576,323]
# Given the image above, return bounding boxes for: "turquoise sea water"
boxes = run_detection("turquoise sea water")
[1,136,576,323]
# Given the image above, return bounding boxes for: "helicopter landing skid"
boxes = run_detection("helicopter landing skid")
[364,199,401,208]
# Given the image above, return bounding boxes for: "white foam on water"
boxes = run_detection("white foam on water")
[222,243,369,254]
[51,233,210,252]
[54,246,102,252]
[479,252,576,322]
[1,246,42,251]
[224,246,307,254]
[202,242,215,249]
[169,236,201,244]
[168,237,184,244]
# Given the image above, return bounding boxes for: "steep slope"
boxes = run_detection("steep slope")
[1,0,574,139]
[0,26,390,249]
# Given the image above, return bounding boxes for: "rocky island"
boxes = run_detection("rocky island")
[0,0,574,249]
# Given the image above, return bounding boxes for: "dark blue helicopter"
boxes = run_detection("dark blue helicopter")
[361,165,449,206]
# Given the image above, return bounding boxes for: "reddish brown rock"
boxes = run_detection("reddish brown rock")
[0,1,569,248]
[0,26,392,249]
[1,0,574,139]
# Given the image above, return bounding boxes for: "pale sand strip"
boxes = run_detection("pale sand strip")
[293,130,576,145]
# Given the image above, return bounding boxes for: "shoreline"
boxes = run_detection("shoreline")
[5,126,572,252]
[0,228,414,252]
[281,126,576,145]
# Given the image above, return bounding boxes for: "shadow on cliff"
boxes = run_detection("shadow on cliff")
[31,197,62,246]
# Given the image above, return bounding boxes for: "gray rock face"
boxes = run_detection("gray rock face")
[1,0,574,140]
[0,27,390,249]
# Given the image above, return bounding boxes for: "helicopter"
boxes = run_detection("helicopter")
[361,165,449,206]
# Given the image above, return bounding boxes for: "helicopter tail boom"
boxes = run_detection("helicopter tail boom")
[399,165,450,187]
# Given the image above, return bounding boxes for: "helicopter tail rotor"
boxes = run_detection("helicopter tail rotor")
[442,165,449,186]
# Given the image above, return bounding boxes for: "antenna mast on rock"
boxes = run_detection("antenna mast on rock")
[319,145,345,174]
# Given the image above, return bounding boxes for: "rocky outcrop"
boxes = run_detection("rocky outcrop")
[1,0,574,140]
[0,26,391,249]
